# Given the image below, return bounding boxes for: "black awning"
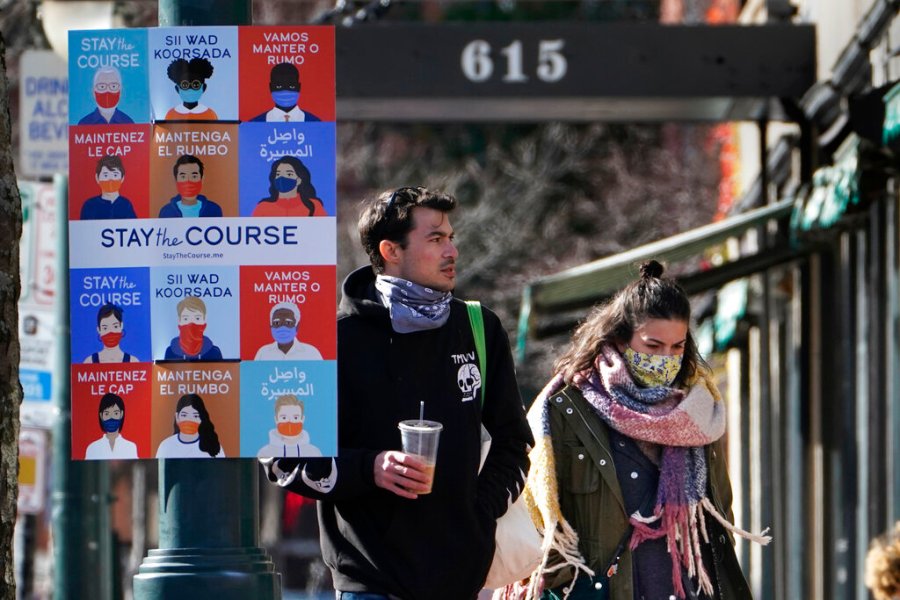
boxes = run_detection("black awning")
[335,23,816,122]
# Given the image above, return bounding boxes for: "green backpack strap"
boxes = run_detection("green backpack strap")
[465,300,486,409]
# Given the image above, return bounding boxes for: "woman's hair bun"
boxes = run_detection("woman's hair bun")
[639,260,664,279]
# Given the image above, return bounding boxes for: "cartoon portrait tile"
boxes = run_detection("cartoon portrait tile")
[238,26,335,123]
[70,267,152,366]
[239,265,336,361]
[239,360,337,458]
[148,27,239,122]
[69,124,151,219]
[69,29,150,126]
[150,123,240,218]
[237,122,335,217]
[151,362,240,459]
[149,265,240,361]
[71,362,152,460]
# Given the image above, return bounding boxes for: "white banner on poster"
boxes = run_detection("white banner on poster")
[68,216,337,268]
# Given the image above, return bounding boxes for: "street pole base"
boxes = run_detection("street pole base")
[133,547,281,600]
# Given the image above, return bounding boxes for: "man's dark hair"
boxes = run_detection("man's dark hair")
[358,186,457,274]
[167,58,215,84]
[173,154,204,179]
[95,155,125,177]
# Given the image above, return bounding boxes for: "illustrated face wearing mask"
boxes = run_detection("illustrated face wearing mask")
[621,318,689,388]
[97,313,124,349]
[269,77,300,110]
[273,163,300,195]
[176,78,206,105]
[178,307,207,355]
[276,404,304,438]
[175,162,203,201]
[93,70,122,110]
[96,166,124,196]
[176,405,202,436]
[100,404,124,434]
[270,307,298,345]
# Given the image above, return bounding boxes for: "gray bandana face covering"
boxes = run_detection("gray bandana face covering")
[374,275,452,333]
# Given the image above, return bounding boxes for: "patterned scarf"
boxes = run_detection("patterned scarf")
[576,344,727,598]
[374,275,452,333]
[497,344,770,600]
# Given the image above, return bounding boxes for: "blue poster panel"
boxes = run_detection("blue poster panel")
[239,360,337,458]
[148,27,239,122]
[69,267,152,366]
[68,29,150,125]
[237,122,335,216]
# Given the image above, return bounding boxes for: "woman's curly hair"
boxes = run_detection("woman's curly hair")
[866,522,900,600]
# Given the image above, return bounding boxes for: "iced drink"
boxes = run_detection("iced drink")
[398,419,442,494]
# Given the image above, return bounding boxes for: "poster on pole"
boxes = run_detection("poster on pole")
[68,26,336,459]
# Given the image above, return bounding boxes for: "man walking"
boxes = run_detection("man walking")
[263,186,533,600]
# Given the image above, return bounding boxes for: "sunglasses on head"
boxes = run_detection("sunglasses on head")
[384,186,418,214]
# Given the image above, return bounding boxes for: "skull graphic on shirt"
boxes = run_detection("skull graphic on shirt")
[457,363,482,403]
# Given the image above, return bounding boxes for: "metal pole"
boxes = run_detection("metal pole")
[133,2,280,598]
[157,0,252,27]
[51,174,115,600]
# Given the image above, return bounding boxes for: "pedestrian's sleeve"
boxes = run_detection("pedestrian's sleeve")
[477,309,535,521]
[260,447,380,501]
[708,436,737,544]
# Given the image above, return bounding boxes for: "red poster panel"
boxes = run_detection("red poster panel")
[239,265,336,361]
[69,124,151,220]
[238,27,335,123]
[71,363,153,459]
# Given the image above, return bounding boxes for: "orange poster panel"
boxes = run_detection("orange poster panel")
[149,123,239,218]
[150,362,240,459]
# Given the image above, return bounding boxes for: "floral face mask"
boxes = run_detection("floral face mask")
[622,347,684,387]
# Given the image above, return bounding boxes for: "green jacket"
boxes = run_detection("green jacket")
[543,386,752,600]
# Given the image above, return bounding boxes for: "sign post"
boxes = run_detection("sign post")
[134,3,276,598]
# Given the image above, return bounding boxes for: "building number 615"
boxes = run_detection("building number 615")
[460,39,567,83]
